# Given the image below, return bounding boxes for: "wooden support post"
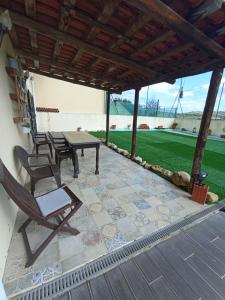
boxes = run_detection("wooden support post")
[106,91,110,146]
[131,88,140,158]
[190,67,223,191]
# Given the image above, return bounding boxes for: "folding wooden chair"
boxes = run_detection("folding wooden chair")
[0,159,82,267]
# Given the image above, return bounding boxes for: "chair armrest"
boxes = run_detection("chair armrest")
[30,163,50,168]
[28,153,52,165]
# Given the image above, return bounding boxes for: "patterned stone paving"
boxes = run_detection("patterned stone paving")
[3,145,206,297]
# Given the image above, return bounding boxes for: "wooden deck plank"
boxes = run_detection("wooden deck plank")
[106,266,136,300]
[90,275,114,300]
[150,276,180,300]
[70,282,92,300]
[157,238,223,300]
[204,213,225,240]
[56,293,69,300]
[56,212,225,300]
[146,247,198,300]
[186,223,225,267]
[120,260,159,299]
[170,232,225,276]
[187,254,225,297]
[134,252,161,284]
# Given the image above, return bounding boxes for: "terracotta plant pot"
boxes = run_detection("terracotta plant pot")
[138,124,149,129]
[171,123,178,129]
[192,184,208,204]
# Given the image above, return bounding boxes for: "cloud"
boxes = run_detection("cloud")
[141,82,178,96]
[202,77,225,91]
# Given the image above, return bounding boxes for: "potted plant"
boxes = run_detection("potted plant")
[192,127,196,133]
[111,124,116,129]
[171,122,178,129]
[77,126,82,132]
[128,124,131,130]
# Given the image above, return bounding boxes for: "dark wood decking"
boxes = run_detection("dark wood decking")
[57,211,225,300]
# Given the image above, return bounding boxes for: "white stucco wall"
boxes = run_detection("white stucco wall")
[33,74,105,114]
[176,118,225,136]
[36,111,175,132]
[0,36,32,278]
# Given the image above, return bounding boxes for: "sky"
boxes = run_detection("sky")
[112,71,225,113]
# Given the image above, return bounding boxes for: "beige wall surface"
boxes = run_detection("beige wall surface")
[33,74,105,114]
[0,36,31,279]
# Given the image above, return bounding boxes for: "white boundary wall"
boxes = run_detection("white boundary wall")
[36,112,175,132]
[176,118,225,136]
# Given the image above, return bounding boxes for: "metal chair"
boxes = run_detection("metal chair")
[14,145,61,195]
[48,132,75,169]
[30,130,53,158]
[0,158,82,267]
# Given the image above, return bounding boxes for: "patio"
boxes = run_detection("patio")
[3,144,205,298]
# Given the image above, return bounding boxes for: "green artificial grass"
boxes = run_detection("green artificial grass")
[90,130,225,199]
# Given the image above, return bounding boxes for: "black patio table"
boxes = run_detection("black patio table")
[63,131,100,178]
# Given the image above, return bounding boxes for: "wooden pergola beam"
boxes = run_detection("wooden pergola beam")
[24,0,38,67]
[190,67,223,191]
[53,5,71,59]
[105,91,110,146]
[131,88,140,158]
[23,67,120,93]
[68,6,130,42]
[70,0,120,67]
[17,49,125,89]
[136,0,225,59]
[0,7,163,80]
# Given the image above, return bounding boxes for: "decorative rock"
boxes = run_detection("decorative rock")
[117,148,123,154]
[144,163,152,169]
[161,168,173,178]
[151,165,162,172]
[134,156,142,164]
[122,150,130,157]
[206,192,219,203]
[171,171,191,186]
[111,144,117,150]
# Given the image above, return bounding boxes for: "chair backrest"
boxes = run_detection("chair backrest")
[48,132,68,150]
[14,146,33,175]
[0,158,41,218]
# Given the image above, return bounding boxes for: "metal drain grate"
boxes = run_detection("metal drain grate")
[11,200,225,300]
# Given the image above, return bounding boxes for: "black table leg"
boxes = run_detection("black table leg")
[72,148,79,178]
[95,144,99,175]
[81,148,84,157]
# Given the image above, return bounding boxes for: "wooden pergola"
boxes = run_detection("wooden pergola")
[2,0,225,190]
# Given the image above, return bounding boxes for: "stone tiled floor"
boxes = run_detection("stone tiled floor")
[3,145,206,297]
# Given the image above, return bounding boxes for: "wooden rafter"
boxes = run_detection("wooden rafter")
[16,49,127,89]
[74,0,121,69]
[118,0,223,80]
[135,0,225,59]
[67,6,130,42]
[22,67,119,92]
[1,7,163,80]
[53,5,71,59]
[24,0,38,67]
